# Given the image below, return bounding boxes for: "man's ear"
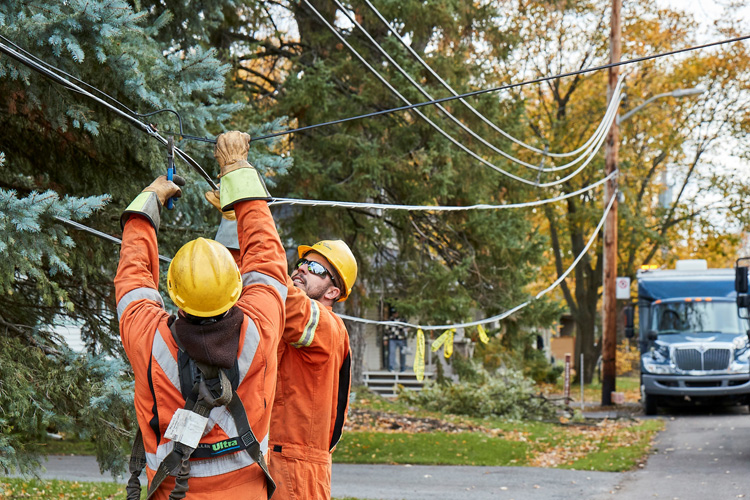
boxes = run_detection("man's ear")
[323,285,341,302]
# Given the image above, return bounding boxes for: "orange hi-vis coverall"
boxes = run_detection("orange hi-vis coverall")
[115,187,287,498]
[268,280,352,500]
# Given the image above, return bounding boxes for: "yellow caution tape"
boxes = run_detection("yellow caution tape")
[477,324,489,344]
[444,329,455,358]
[414,329,425,382]
[431,329,450,352]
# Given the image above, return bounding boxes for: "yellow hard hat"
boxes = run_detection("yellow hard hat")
[167,238,242,317]
[297,240,357,302]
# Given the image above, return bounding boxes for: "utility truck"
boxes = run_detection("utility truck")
[627,260,750,415]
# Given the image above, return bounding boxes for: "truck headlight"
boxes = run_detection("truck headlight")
[642,351,673,374]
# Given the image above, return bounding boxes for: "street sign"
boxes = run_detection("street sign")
[616,277,631,299]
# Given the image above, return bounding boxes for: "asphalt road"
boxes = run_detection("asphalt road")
[7,406,750,500]
[591,405,750,500]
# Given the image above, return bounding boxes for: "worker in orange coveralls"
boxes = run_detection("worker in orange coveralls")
[115,131,287,500]
[206,197,358,500]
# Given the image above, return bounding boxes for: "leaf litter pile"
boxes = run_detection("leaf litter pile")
[345,404,660,469]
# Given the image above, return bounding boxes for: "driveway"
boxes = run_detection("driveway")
[591,406,750,500]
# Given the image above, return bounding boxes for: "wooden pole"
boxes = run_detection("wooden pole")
[602,0,621,406]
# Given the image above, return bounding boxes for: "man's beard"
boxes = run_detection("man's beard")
[306,287,326,302]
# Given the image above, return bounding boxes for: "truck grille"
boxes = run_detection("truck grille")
[673,347,731,371]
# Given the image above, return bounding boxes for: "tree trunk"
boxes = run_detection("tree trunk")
[574,313,601,383]
[341,294,366,388]
[573,269,602,384]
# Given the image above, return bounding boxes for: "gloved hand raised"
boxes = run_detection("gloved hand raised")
[213,131,271,210]
[143,174,186,207]
[214,131,253,178]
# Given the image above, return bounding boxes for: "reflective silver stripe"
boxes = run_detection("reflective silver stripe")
[117,287,164,320]
[146,433,269,475]
[152,330,180,390]
[241,271,288,301]
[292,299,319,348]
[206,406,236,436]
[214,218,239,251]
[238,320,260,386]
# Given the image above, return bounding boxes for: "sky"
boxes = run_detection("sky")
[657,0,750,28]
[653,0,750,235]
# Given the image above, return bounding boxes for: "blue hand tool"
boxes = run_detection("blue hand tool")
[166,137,176,209]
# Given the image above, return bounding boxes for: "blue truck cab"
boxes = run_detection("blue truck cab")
[636,260,750,415]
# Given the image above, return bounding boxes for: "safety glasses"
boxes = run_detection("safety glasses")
[295,258,337,287]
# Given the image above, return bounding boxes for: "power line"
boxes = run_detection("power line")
[302,0,611,187]
[333,0,624,173]
[54,187,614,330]
[362,0,608,159]
[248,33,750,143]
[0,40,219,191]
[54,216,172,264]
[339,189,617,330]
[0,34,219,146]
[270,170,617,210]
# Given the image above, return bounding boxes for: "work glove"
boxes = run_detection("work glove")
[214,131,253,178]
[121,174,186,233]
[143,174,187,207]
[213,131,271,210]
[204,188,236,221]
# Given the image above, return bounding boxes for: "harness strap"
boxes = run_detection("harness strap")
[127,428,147,500]
[227,391,276,499]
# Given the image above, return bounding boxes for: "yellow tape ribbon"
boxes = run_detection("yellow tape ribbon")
[444,329,455,358]
[414,329,425,382]
[431,329,450,352]
[477,324,489,344]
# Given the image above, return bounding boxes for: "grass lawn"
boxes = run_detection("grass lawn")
[29,439,97,456]
[0,478,124,499]
[335,431,529,466]
[541,375,642,404]
[336,388,663,471]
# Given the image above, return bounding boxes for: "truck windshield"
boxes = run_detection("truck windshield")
[651,301,747,334]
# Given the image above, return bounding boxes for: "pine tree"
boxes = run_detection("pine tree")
[0,0,287,474]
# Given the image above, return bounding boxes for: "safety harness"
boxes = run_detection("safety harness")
[126,321,276,500]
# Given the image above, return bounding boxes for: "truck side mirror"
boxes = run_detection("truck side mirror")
[647,330,658,341]
[736,266,748,294]
[739,295,750,320]
[624,305,635,339]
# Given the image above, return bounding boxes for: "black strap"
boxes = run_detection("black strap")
[127,428,147,500]
[146,440,194,500]
[330,352,351,451]
[227,391,276,499]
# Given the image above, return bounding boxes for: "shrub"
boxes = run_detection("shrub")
[399,361,557,421]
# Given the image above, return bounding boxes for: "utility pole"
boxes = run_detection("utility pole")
[601,0,621,406]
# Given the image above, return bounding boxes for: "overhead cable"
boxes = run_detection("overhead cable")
[270,170,617,210]
[248,33,750,143]
[0,40,219,191]
[338,190,617,330]
[362,0,612,159]
[303,0,613,187]
[55,190,614,331]
[333,0,624,173]
[54,216,172,264]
